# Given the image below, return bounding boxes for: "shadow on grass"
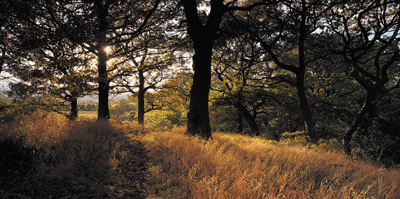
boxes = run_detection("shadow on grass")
[0,114,149,199]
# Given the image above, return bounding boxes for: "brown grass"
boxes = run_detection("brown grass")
[78,111,98,119]
[141,129,400,199]
[0,111,149,198]
[2,111,400,198]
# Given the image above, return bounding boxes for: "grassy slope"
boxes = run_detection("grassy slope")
[0,112,149,198]
[141,128,400,199]
[2,112,400,198]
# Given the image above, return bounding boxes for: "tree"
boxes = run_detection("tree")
[0,0,48,75]
[113,32,178,126]
[1,0,97,119]
[211,28,274,136]
[230,0,343,141]
[2,0,181,123]
[6,0,164,119]
[180,0,274,139]
[7,38,95,120]
[126,72,192,127]
[327,0,400,154]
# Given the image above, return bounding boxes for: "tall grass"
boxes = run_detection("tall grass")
[0,111,149,198]
[2,111,400,198]
[142,129,400,199]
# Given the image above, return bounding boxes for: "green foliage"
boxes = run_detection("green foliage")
[144,110,175,130]
[108,98,137,121]
[127,73,191,128]
[0,97,38,123]
[79,103,97,111]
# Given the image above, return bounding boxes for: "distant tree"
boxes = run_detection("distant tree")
[8,38,95,120]
[113,33,178,126]
[304,34,362,139]
[127,72,191,126]
[55,0,165,119]
[2,0,166,120]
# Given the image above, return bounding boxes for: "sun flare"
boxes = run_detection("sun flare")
[104,46,112,55]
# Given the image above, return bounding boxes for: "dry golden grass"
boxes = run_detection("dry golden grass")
[3,111,400,198]
[0,111,149,198]
[78,111,98,119]
[141,129,400,199]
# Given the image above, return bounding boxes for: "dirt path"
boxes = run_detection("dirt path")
[117,139,151,199]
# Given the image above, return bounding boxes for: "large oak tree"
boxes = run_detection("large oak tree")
[180,0,274,139]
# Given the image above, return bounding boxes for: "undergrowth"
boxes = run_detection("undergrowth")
[141,129,400,199]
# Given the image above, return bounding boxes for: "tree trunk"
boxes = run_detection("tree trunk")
[296,71,316,142]
[236,93,244,133]
[97,50,110,120]
[236,103,259,136]
[96,4,110,120]
[186,52,212,140]
[69,95,78,120]
[138,68,145,126]
[344,90,380,155]
[0,50,4,73]
[97,47,110,119]
[237,107,243,133]
[296,1,316,142]
[344,105,368,155]
[181,0,225,140]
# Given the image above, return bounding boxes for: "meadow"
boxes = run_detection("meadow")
[142,129,400,199]
[1,111,400,198]
[0,111,148,198]
[78,111,98,119]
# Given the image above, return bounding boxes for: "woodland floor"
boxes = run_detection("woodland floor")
[0,138,150,199]
[1,114,400,198]
[0,114,151,199]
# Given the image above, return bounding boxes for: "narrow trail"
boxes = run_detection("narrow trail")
[115,138,151,199]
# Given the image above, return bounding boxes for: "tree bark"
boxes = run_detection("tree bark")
[296,73,316,142]
[0,49,4,73]
[97,48,110,119]
[69,95,78,120]
[236,103,260,136]
[186,51,213,139]
[236,93,244,133]
[344,89,380,155]
[96,3,110,120]
[237,107,243,133]
[138,68,145,126]
[296,0,316,142]
[344,105,368,155]
[181,0,225,140]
